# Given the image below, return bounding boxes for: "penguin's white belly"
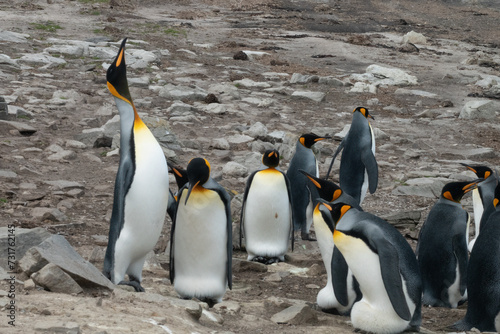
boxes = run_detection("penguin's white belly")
[113,129,169,281]
[335,234,413,334]
[174,188,228,299]
[244,171,291,259]
[469,189,483,252]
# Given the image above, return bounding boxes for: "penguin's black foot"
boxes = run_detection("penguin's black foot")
[265,257,281,265]
[251,256,268,264]
[320,307,342,316]
[118,280,145,292]
[199,297,219,308]
[301,231,317,241]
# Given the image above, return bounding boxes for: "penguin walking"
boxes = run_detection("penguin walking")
[240,149,294,264]
[170,158,232,306]
[330,202,422,334]
[103,38,169,292]
[286,133,330,240]
[325,107,377,206]
[461,163,497,251]
[302,170,362,314]
[312,200,361,314]
[454,183,500,332]
[416,180,478,308]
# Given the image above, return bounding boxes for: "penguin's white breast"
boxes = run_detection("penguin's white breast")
[313,210,334,274]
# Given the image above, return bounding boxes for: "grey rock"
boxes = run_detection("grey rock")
[47,150,77,161]
[128,76,150,87]
[170,298,202,319]
[395,88,438,98]
[43,180,85,190]
[227,134,254,145]
[159,84,207,101]
[380,210,422,228]
[233,78,271,89]
[0,227,51,270]
[290,91,325,102]
[349,82,377,93]
[442,147,496,160]
[0,120,37,135]
[0,54,21,73]
[270,304,317,325]
[0,30,29,43]
[23,278,36,290]
[222,161,248,178]
[232,258,268,273]
[31,263,84,294]
[128,49,159,69]
[33,320,81,334]
[213,301,241,315]
[75,128,106,146]
[203,103,227,115]
[18,53,67,68]
[265,273,282,282]
[318,76,346,86]
[90,46,117,60]
[44,44,86,57]
[244,121,267,138]
[65,140,87,149]
[392,177,448,198]
[167,101,194,114]
[19,235,114,290]
[211,138,230,150]
[402,31,427,44]
[290,73,318,84]
[42,208,68,222]
[265,130,286,143]
[459,100,497,120]
[0,169,17,178]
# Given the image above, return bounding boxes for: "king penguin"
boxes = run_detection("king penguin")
[286,133,330,241]
[166,162,188,222]
[240,149,294,264]
[416,180,479,308]
[103,38,170,292]
[454,182,500,332]
[312,200,361,315]
[325,107,377,206]
[170,157,232,306]
[330,202,422,334]
[461,163,497,251]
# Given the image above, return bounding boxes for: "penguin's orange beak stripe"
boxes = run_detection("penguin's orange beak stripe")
[173,168,183,178]
[116,48,124,67]
[306,175,321,189]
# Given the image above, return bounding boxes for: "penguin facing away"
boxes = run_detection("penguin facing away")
[454,182,500,332]
[103,38,170,292]
[240,149,294,264]
[326,107,377,206]
[170,158,232,306]
[286,133,331,241]
[461,163,498,251]
[312,200,361,315]
[416,180,479,308]
[330,202,422,334]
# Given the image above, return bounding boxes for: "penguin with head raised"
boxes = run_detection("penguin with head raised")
[170,157,232,306]
[166,162,188,222]
[461,163,497,251]
[329,202,422,333]
[325,107,377,206]
[312,199,361,315]
[286,133,330,240]
[302,171,362,314]
[240,149,293,264]
[454,182,500,332]
[103,38,170,292]
[416,180,479,308]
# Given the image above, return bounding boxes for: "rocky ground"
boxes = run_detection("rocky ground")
[1,0,500,333]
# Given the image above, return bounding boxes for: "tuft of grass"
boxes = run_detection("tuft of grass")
[32,21,63,32]
[164,28,187,38]
[78,0,108,4]
[0,198,7,205]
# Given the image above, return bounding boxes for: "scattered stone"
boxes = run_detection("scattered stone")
[290,91,325,102]
[19,235,114,290]
[264,272,282,282]
[232,258,268,273]
[204,103,226,115]
[244,121,267,139]
[349,82,377,94]
[233,51,248,60]
[0,30,29,43]
[222,161,248,178]
[211,138,230,150]
[271,304,317,325]
[47,149,77,161]
[33,320,81,334]
[381,210,422,228]
[392,177,448,198]
[170,298,202,319]
[159,83,207,101]
[0,169,17,178]
[318,76,347,86]
[290,73,319,84]
[201,309,224,324]
[395,88,437,98]
[227,134,254,145]
[0,227,51,270]
[23,278,36,290]
[31,263,84,294]
[402,31,427,44]
[93,136,113,148]
[233,78,271,89]
[43,180,85,190]
[0,120,37,136]
[308,263,326,276]
[41,208,68,222]
[213,301,241,315]
[459,100,497,119]
[18,53,67,69]
[204,93,219,104]
[398,42,419,53]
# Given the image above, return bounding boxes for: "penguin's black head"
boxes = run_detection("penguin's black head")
[106,38,132,103]
[354,107,374,120]
[300,169,343,202]
[328,202,352,225]
[461,163,493,179]
[185,158,211,204]
[441,180,478,203]
[299,133,331,148]
[262,149,280,168]
[167,161,188,189]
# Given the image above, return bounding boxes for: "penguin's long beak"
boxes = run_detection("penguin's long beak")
[184,180,200,205]
[299,169,322,189]
[314,136,331,142]
[463,179,482,194]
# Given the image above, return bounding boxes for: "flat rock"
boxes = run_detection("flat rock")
[19,235,114,290]
[213,301,241,315]
[232,258,268,273]
[31,263,84,294]
[402,30,427,44]
[233,78,271,89]
[392,177,448,198]
[459,100,497,119]
[270,304,317,325]
[33,320,81,334]
[0,30,29,43]
[222,161,248,178]
[0,169,17,178]
[380,210,422,227]
[158,83,207,101]
[0,227,51,270]
[0,119,37,135]
[43,180,85,190]
[18,53,67,68]
[395,88,438,98]
[291,91,325,102]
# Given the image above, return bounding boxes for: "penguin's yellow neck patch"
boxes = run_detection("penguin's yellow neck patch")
[333,229,346,242]
[133,108,148,132]
[260,167,280,175]
[107,82,131,105]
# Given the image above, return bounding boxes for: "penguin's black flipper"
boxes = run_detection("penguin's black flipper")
[372,230,412,321]
[331,246,350,307]
[452,232,468,296]
[167,189,176,222]
[361,149,378,194]
[169,186,187,284]
[283,172,295,251]
[325,140,345,180]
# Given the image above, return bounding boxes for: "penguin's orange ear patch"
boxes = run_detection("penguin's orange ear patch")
[494,198,499,208]
[443,191,454,201]
[300,137,306,146]
[306,175,321,189]
[340,205,351,219]
[204,159,211,173]
[332,189,342,201]
[485,171,491,178]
